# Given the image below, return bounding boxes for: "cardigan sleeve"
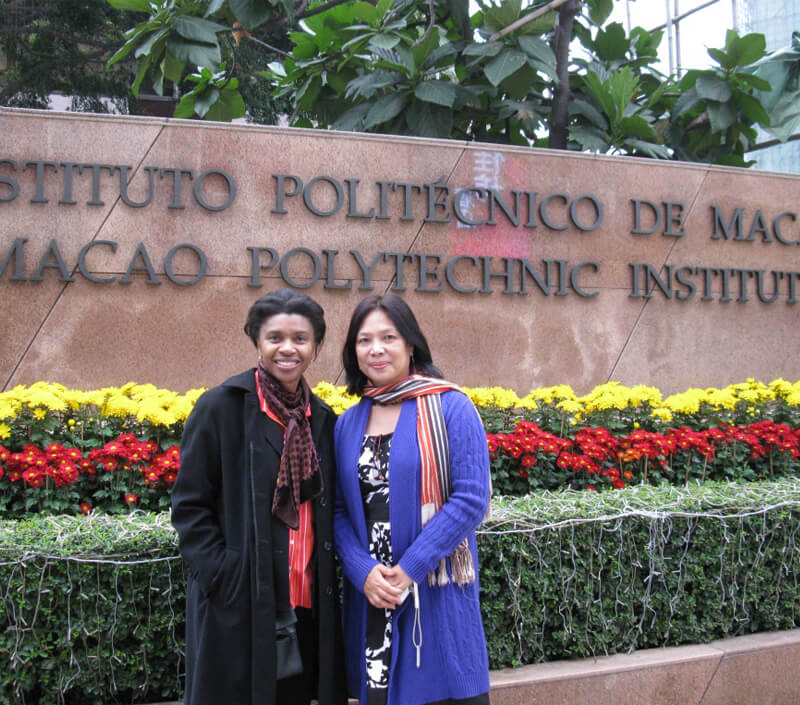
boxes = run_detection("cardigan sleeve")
[397,391,490,584]
[171,388,229,598]
[333,413,380,593]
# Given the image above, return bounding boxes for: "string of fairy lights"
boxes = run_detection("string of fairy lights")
[2,481,800,701]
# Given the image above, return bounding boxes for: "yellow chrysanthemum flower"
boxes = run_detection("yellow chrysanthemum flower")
[171,398,197,422]
[578,381,638,412]
[185,388,207,404]
[461,386,521,409]
[312,382,359,415]
[0,378,797,443]
[0,399,20,420]
[556,399,582,414]
[769,378,794,396]
[103,394,139,418]
[527,385,576,404]
[651,408,674,422]
[137,403,177,427]
[0,422,11,440]
[627,384,663,407]
[663,390,702,415]
[24,386,68,412]
[707,388,739,410]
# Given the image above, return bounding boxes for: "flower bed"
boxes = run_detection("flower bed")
[1,379,799,516]
[488,418,800,494]
[2,378,800,702]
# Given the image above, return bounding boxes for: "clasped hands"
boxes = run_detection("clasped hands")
[363,563,412,610]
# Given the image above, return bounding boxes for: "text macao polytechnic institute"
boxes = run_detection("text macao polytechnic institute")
[1,158,799,303]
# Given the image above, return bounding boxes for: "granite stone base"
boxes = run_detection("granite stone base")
[490,629,800,705]
[145,628,800,705]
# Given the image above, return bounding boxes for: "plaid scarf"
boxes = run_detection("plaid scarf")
[256,362,322,529]
[362,374,476,586]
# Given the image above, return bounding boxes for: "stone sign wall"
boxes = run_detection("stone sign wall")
[1,107,799,394]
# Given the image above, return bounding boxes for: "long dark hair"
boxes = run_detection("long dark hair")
[342,293,442,395]
[244,288,326,347]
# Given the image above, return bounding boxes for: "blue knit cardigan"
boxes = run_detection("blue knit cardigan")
[333,390,491,705]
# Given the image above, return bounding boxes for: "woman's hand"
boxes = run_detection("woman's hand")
[384,564,412,592]
[363,564,404,609]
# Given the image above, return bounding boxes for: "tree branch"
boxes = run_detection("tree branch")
[489,0,573,42]
[750,132,800,152]
[412,0,436,48]
[242,32,293,59]
[255,0,354,32]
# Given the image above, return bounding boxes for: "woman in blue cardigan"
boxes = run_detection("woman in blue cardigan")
[334,293,492,705]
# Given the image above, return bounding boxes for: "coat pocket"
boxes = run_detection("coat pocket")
[210,546,246,606]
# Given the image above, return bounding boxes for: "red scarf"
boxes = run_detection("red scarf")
[362,374,476,586]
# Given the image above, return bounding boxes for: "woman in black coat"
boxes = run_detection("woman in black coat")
[172,289,346,705]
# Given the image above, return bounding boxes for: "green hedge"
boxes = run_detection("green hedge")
[480,480,800,666]
[2,481,800,703]
[0,513,183,705]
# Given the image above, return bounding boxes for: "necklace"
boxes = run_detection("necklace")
[369,433,390,482]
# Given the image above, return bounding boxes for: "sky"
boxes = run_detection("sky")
[607,0,737,75]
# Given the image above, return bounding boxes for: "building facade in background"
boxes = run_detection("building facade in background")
[617,0,798,174]
[737,0,800,173]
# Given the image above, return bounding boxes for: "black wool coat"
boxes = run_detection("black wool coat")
[172,369,346,705]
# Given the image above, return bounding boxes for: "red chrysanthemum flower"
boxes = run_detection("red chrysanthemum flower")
[22,468,40,484]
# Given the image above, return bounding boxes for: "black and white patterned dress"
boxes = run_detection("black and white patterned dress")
[359,433,393,705]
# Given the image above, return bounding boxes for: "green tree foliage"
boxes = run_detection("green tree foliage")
[103,0,799,167]
[105,0,292,120]
[666,30,774,165]
[749,30,800,147]
[0,0,136,110]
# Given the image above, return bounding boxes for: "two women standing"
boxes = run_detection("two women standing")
[172,289,491,705]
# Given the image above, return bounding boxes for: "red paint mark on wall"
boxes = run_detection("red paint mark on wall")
[450,151,531,259]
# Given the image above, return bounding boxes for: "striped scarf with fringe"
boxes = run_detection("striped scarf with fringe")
[362,374,476,587]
